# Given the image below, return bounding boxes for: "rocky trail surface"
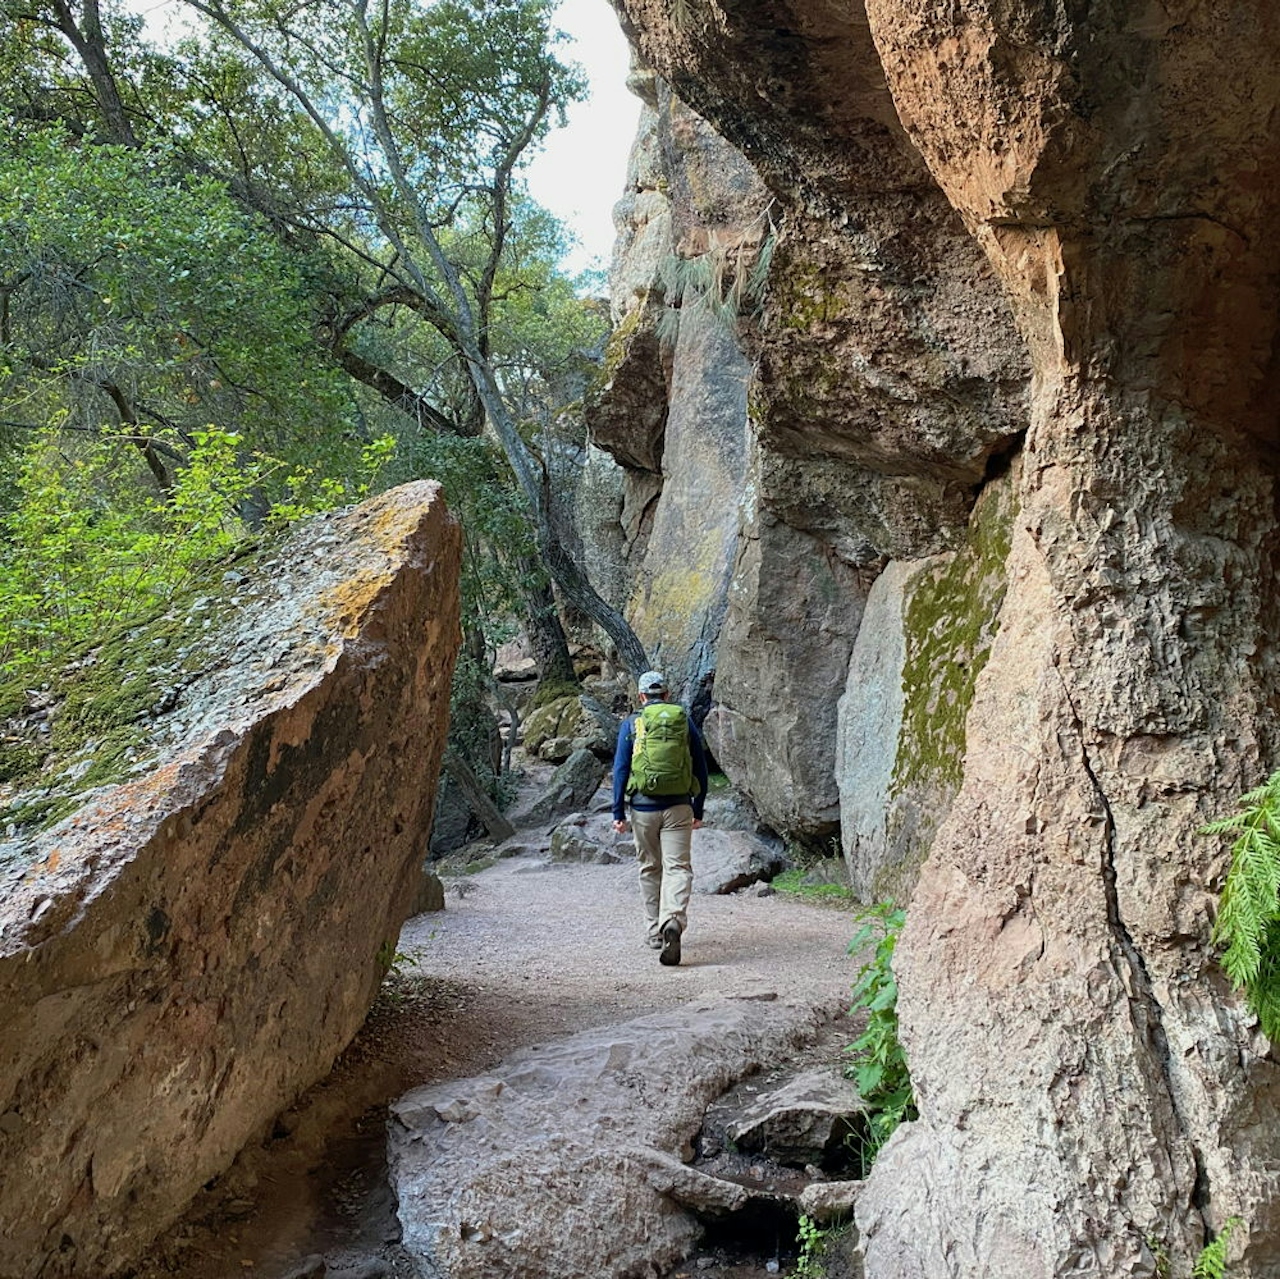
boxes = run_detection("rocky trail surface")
[133,775,861,1279]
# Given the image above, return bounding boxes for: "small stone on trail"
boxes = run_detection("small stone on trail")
[327,1262,390,1279]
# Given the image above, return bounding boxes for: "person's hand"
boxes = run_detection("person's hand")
[613,819,628,834]
[692,819,703,830]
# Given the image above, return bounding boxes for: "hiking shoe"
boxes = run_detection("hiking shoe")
[659,919,681,967]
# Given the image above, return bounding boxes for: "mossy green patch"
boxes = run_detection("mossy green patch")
[770,258,849,331]
[0,550,270,835]
[591,301,648,394]
[530,678,581,711]
[892,474,1016,797]
[771,867,855,906]
[0,740,45,784]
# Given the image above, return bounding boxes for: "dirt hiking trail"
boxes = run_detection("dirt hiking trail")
[135,836,861,1279]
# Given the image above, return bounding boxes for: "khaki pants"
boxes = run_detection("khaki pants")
[631,804,694,943]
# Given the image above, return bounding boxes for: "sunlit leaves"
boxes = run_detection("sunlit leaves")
[0,127,353,460]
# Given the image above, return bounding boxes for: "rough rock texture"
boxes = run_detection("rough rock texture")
[706,510,871,841]
[549,810,633,864]
[520,694,619,763]
[600,0,1280,1273]
[691,828,787,896]
[721,1067,866,1166]
[525,749,608,826]
[595,0,1030,842]
[850,4,1280,1277]
[0,483,461,1279]
[388,997,837,1279]
[587,77,767,701]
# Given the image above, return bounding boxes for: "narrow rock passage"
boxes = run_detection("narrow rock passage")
[136,852,858,1279]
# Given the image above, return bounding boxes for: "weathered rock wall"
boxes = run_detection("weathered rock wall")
[854,4,1280,1274]
[0,484,461,1278]
[838,465,1014,902]
[600,0,1280,1273]
[594,0,1029,845]
[587,76,767,703]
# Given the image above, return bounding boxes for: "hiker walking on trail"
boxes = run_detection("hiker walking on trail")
[612,670,709,967]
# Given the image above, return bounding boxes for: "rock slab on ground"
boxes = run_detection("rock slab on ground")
[0,483,461,1279]
[722,1068,866,1166]
[692,829,787,896]
[388,997,838,1279]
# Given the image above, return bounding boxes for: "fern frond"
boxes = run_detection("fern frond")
[1201,813,1251,835]
[1192,1216,1243,1279]
[1206,770,1280,1039]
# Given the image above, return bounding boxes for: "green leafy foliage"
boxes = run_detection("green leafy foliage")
[1202,771,1280,1038]
[845,901,916,1168]
[793,1214,828,1279]
[0,421,392,686]
[1192,1217,1243,1279]
[0,129,354,463]
[771,868,854,905]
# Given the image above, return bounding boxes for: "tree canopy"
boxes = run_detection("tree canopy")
[0,0,642,707]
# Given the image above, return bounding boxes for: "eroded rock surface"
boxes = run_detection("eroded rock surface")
[0,483,461,1279]
[691,828,787,896]
[389,996,838,1279]
[601,0,1280,1273]
[592,0,1030,846]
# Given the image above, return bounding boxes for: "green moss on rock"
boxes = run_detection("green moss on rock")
[0,554,264,834]
[530,679,582,712]
[891,474,1016,797]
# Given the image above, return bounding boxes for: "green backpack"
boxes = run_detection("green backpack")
[628,701,699,798]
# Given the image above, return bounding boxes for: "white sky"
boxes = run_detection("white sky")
[528,0,641,278]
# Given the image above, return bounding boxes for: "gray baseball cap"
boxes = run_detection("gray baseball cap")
[638,670,668,695]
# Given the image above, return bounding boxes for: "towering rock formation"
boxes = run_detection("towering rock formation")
[855,5,1280,1274]
[594,0,1028,846]
[587,73,767,705]
[595,0,1280,1272]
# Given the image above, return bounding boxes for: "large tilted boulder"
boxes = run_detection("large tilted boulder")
[0,482,461,1279]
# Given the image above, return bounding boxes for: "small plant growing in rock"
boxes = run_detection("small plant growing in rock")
[845,901,916,1169]
[1193,1216,1243,1278]
[793,1213,827,1278]
[1202,770,1280,1038]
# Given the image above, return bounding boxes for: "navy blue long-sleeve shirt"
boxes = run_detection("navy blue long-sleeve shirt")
[612,702,709,822]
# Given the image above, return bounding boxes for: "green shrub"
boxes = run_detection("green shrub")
[845,901,916,1168]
